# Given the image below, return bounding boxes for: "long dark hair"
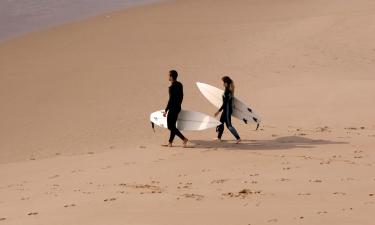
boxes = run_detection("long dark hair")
[222,76,235,96]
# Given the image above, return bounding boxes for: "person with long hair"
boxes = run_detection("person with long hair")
[214,76,241,144]
[162,70,189,147]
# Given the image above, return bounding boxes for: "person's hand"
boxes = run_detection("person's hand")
[214,111,220,117]
[163,111,167,117]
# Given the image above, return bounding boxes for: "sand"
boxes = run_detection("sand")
[1,0,375,224]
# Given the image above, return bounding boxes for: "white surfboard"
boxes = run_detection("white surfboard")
[150,110,221,131]
[196,82,261,128]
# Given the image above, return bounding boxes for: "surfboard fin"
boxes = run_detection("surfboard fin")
[151,122,155,132]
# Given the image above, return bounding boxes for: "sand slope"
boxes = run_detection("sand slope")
[1,0,375,224]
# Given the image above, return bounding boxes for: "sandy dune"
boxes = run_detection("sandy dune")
[1,0,375,224]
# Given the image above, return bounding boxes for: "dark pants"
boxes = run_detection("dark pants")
[167,109,186,143]
[217,112,240,140]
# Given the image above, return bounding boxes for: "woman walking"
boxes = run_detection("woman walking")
[214,76,241,144]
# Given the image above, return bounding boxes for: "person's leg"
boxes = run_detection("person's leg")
[174,129,186,141]
[173,110,188,147]
[167,110,187,146]
[216,124,224,139]
[216,113,225,139]
[167,111,178,144]
[225,113,241,141]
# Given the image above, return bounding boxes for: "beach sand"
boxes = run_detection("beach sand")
[1,0,375,224]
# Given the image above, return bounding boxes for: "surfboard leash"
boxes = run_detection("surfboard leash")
[151,122,155,132]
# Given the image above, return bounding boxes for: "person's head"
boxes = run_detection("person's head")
[169,70,178,82]
[222,76,235,94]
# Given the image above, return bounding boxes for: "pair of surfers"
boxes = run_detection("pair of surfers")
[162,70,241,148]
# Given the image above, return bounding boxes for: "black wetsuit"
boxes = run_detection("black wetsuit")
[165,81,186,143]
[216,88,240,140]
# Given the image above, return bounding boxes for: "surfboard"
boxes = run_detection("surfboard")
[196,82,261,128]
[150,110,221,131]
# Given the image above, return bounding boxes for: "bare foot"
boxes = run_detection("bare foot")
[213,138,222,142]
[161,143,172,147]
[236,139,241,144]
[183,138,189,148]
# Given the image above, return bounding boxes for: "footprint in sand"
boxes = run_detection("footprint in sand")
[27,212,38,216]
[341,207,354,211]
[316,126,331,132]
[298,193,311,196]
[340,177,355,182]
[320,160,331,165]
[151,180,160,185]
[64,204,76,208]
[104,198,117,202]
[317,211,328,214]
[364,201,374,205]
[267,218,278,223]
[49,175,59,179]
[119,183,163,194]
[309,179,323,183]
[178,193,204,201]
[211,179,228,184]
[344,160,356,165]
[0,218,6,221]
[177,182,193,189]
[278,178,290,182]
[333,192,347,196]
[223,189,262,199]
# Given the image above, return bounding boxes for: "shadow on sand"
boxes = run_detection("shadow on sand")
[190,136,348,151]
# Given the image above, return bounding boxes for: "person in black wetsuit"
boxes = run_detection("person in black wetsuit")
[214,76,241,144]
[162,70,189,147]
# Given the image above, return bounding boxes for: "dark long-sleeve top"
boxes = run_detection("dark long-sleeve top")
[218,88,233,115]
[165,81,184,112]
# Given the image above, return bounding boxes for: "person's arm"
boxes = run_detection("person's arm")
[218,102,224,112]
[215,91,225,116]
[165,98,171,113]
[219,91,229,112]
[164,87,172,115]
[179,83,184,104]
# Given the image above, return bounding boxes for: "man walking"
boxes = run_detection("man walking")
[162,70,188,147]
